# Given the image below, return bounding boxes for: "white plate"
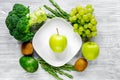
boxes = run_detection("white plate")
[32,17,82,67]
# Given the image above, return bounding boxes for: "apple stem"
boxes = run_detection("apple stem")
[56,28,59,35]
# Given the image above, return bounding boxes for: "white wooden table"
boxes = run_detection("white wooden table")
[0,0,120,80]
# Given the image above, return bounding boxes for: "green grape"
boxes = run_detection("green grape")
[87,8,94,13]
[80,19,85,25]
[91,18,97,25]
[78,30,82,35]
[79,26,84,32]
[77,19,81,23]
[85,29,90,35]
[88,23,93,29]
[79,9,85,15]
[71,8,77,14]
[87,33,92,38]
[91,26,97,31]
[86,4,93,9]
[76,14,81,20]
[91,15,95,19]
[76,14,82,20]
[73,16,77,21]
[91,32,97,37]
[78,15,82,20]
[86,13,92,19]
[82,33,87,38]
[84,24,88,29]
[84,8,88,14]
[69,16,77,22]
[83,14,88,21]
[86,19,90,22]
[76,6,83,12]
[74,29,78,32]
[76,14,79,18]
[73,24,79,29]
[69,4,97,41]
[69,17,74,22]
[70,11,75,17]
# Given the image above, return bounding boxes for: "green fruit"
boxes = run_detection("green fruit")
[49,28,67,53]
[69,4,97,41]
[19,56,38,73]
[82,42,100,60]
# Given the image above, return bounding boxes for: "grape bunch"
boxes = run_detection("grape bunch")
[69,4,97,41]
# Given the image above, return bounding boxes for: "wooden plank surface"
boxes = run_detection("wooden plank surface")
[0,0,120,80]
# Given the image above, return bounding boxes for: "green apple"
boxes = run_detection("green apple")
[82,42,100,60]
[49,28,67,53]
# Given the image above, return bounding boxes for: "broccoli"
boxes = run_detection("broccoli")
[5,3,47,42]
[13,3,30,18]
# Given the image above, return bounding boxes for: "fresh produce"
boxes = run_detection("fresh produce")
[21,42,33,55]
[44,0,69,21]
[37,58,75,80]
[69,4,97,41]
[5,1,100,80]
[19,56,39,73]
[44,1,98,42]
[82,42,100,60]
[74,58,88,72]
[5,3,47,42]
[49,28,67,53]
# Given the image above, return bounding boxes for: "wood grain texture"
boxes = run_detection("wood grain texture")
[0,0,120,80]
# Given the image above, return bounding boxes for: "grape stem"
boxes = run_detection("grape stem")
[56,28,59,35]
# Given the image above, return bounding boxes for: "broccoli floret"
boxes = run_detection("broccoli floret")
[13,30,34,42]
[16,16,30,33]
[5,11,19,32]
[5,3,47,42]
[12,16,34,42]
[13,3,30,18]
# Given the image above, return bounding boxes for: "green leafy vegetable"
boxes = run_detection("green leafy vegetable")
[5,3,47,42]
[13,3,30,18]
